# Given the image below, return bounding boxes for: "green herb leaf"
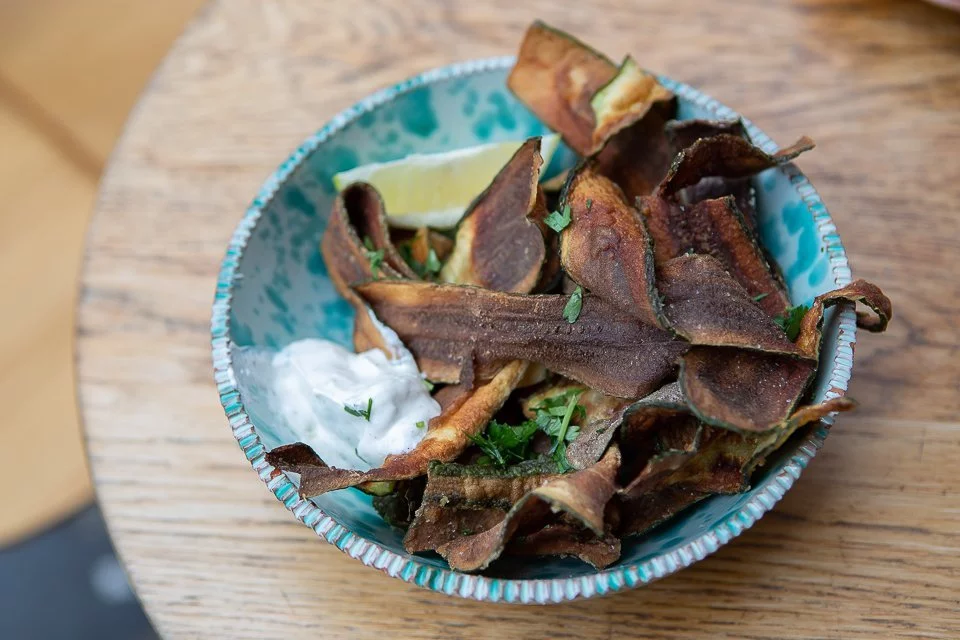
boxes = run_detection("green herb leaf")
[416,420,426,429]
[544,203,572,232]
[424,248,442,275]
[773,304,809,341]
[398,243,442,279]
[468,419,540,468]
[752,292,769,302]
[563,286,583,323]
[586,198,593,211]
[344,397,373,421]
[421,378,435,392]
[362,236,385,276]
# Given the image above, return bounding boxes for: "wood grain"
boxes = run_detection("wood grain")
[77,0,960,637]
[0,0,204,544]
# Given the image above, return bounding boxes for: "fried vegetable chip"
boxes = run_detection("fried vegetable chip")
[680,280,891,433]
[560,164,668,328]
[657,133,815,200]
[507,21,616,155]
[663,119,760,230]
[795,279,893,358]
[589,56,674,153]
[664,118,748,153]
[321,183,414,354]
[645,197,790,317]
[355,280,687,398]
[435,446,621,572]
[659,254,796,352]
[508,524,621,569]
[680,347,816,433]
[404,459,559,552]
[265,360,528,497]
[440,138,548,293]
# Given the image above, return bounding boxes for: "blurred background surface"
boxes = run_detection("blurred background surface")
[0,1,203,637]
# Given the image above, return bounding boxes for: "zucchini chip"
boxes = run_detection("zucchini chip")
[355,280,687,398]
[435,446,621,572]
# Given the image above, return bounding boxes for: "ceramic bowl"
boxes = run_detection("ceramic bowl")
[211,56,857,603]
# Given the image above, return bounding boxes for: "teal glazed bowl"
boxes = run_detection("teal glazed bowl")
[211,57,857,603]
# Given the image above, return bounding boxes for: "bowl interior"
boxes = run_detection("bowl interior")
[225,61,849,582]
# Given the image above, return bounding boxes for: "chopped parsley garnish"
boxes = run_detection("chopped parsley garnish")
[421,378,435,392]
[544,203,572,232]
[563,285,583,323]
[586,198,593,211]
[399,244,442,279]
[362,237,385,276]
[752,292,769,302]
[774,304,809,341]
[470,388,585,472]
[534,389,584,472]
[416,420,426,429]
[469,419,539,467]
[344,397,373,421]
[424,248,442,274]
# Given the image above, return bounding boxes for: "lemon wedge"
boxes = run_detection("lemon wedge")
[332,135,561,229]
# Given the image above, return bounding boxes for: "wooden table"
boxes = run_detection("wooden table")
[77,0,960,637]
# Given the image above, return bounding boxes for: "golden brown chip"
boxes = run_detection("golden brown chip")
[560,164,668,328]
[657,134,815,200]
[403,459,559,553]
[507,21,617,155]
[355,280,687,398]
[440,138,547,293]
[435,446,621,572]
[648,198,791,318]
[589,56,674,153]
[508,524,621,569]
[795,279,893,359]
[679,347,816,433]
[659,254,797,352]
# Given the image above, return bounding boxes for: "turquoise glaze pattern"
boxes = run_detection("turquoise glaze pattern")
[211,57,858,603]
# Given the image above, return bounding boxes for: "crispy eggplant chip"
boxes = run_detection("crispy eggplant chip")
[592,98,677,201]
[589,56,674,153]
[265,361,528,497]
[657,133,815,200]
[665,119,748,153]
[663,119,760,230]
[680,279,890,433]
[322,183,417,354]
[403,459,559,553]
[680,346,816,433]
[619,484,710,536]
[647,198,791,317]
[795,279,893,359]
[435,446,621,572]
[355,280,687,398]
[507,21,616,155]
[621,413,702,497]
[440,138,548,293]
[560,164,668,328]
[659,254,796,352]
[371,478,426,529]
[508,524,621,569]
[523,381,634,470]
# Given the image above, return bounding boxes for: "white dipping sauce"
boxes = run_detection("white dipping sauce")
[236,316,440,471]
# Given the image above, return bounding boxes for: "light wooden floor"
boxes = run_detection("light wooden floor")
[0,0,205,545]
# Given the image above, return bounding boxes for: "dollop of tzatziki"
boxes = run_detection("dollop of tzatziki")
[232,315,439,471]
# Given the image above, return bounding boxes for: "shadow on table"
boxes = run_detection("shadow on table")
[0,505,158,640]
